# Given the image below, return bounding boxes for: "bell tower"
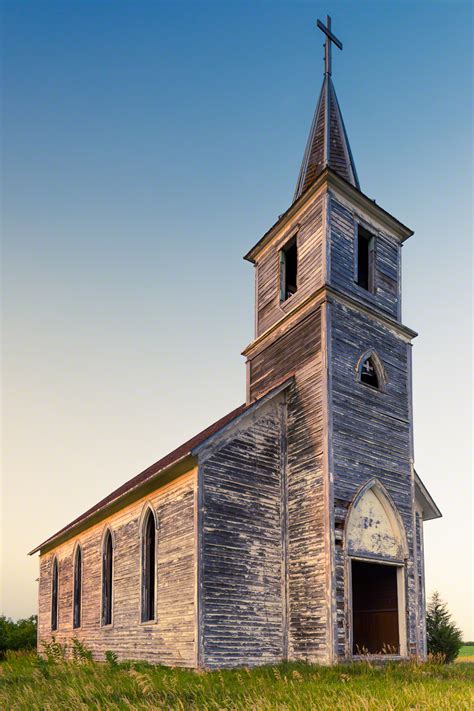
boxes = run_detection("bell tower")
[242,16,435,662]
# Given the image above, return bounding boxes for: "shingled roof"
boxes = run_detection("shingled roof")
[294,74,359,201]
[30,378,294,556]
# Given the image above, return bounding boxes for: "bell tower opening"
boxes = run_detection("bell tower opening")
[351,560,400,655]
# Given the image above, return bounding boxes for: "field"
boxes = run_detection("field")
[1,651,473,710]
[457,645,474,662]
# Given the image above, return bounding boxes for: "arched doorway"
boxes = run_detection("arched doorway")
[345,480,408,656]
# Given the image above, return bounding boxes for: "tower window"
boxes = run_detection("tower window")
[360,357,379,389]
[73,546,82,629]
[101,529,113,626]
[356,225,375,292]
[141,508,156,623]
[279,237,298,302]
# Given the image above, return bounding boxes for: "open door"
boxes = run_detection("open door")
[352,560,399,655]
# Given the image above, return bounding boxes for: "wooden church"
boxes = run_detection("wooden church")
[31,17,441,667]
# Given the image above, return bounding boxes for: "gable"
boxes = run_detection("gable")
[346,487,405,560]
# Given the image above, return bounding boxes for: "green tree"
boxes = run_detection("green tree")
[426,591,463,663]
[0,615,37,657]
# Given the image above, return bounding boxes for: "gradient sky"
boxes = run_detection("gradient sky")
[1,1,472,637]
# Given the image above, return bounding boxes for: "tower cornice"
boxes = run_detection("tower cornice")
[244,168,413,265]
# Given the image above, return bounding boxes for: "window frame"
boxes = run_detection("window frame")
[279,233,298,303]
[356,350,386,393]
[140,505,158,624]
[355,223,376,294]
[73,544,83,630]
[101,528,114,627]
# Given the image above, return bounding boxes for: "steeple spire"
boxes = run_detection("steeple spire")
[294,16,360,202]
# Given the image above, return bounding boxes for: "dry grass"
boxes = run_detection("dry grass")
[0,650,473,710]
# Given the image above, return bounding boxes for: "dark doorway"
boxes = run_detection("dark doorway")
[352,560,400,655]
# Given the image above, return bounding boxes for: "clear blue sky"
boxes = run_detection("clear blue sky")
[2,1,472,635]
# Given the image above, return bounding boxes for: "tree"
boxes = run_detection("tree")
[0,615,37,658]
[426,591,463,663]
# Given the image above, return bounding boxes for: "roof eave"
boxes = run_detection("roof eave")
[28,453,197,556]
[414,470,442,521]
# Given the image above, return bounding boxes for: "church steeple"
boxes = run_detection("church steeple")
[294,16,359,201]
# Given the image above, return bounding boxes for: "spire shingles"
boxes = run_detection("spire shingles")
[294,76,359,201]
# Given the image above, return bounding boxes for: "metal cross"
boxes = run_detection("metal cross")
[317,15,343,76]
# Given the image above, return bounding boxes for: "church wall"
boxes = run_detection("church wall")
[328,299,417,657]
[255,193,324,336]
[38,470,197,666]
[198,398,285,668]
[328,194,400,321]
[247,306,329,663]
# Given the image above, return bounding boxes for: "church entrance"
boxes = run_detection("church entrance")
[351,560,400,655]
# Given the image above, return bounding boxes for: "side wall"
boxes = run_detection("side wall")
[198,398,285,668]
[38,471,197,666]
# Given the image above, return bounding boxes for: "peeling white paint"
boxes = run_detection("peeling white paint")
[346,489,403,559]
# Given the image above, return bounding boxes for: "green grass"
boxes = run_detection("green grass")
[458,645,474,658]
[1,651,473,710]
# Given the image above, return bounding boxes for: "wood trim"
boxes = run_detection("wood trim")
[279,397,289,660]
[321,301,335,663]
[196,464,204,668]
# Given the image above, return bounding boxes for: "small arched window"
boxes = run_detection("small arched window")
[51,557,59,631]
[101,529,113,626]
[360,356,379,388]
[357,351,385,391]
[141,507,156,622]
[73,546,82,629]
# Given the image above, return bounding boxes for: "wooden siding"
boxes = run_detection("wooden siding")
[38,471,197,666]
[199,399,285,668]
[247,306,329,663]
[255,195,324,336]
[328,299,417,658]
[328,194,400,321]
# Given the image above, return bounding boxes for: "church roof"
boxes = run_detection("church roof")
[29,378,293,555]
[293,74,359,201]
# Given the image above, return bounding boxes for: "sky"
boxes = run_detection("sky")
[1,1,472,637]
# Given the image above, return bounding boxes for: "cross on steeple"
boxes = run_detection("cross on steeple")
[317,15,342,76]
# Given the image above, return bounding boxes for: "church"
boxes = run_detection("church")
[30,17,441,667]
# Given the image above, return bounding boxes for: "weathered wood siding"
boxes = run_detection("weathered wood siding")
[328,194,400,321]
[328,299,417,657]
[38,471,197,666]
[255,194,324,336]
[198,399,285,668]
[247,305,328,663]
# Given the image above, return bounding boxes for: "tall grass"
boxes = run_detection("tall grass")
[0,650,472,710]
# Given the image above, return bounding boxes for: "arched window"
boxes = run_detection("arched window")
[73,545,82,629]
[141,507,156,622]
[357,351,385,391]
[51,557,59,631]
[101,529,113,626]
[360,356,379,388]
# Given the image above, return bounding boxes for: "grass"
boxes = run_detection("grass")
[0,651,473,710]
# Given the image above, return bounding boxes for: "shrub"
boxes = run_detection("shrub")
[0,615,37,658]
[426,591,463,664]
